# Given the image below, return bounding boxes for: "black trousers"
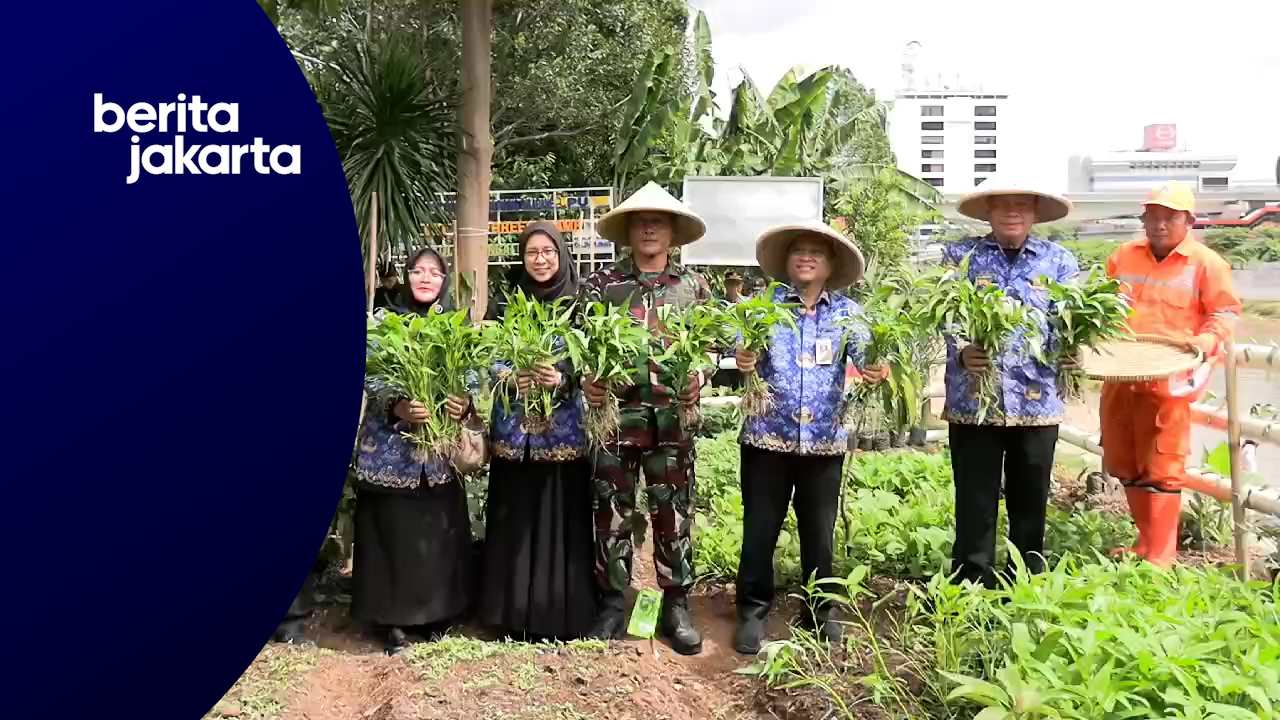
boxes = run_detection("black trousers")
[948,423,1058,587]
[737,445,843,621]
[712,367,743,390]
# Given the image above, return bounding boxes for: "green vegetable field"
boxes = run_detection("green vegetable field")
[691,432,1278,719]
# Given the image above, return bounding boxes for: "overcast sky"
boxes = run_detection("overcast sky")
[686,0,1280,191]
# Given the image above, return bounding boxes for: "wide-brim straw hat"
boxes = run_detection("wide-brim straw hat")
[756,220,866,289]
[597,181,707,247]
[957,175,1073,223]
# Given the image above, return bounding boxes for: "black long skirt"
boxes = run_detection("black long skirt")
[478,457,597,640]
[351,481,471,628]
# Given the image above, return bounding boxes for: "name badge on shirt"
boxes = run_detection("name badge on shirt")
[1024,383,1042,401]
[815,338,834,365]
[976,272,996,288]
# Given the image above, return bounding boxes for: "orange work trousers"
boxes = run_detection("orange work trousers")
[1099,382,1191,492]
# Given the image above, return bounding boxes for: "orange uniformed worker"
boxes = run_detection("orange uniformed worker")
[1100,181,1242,568]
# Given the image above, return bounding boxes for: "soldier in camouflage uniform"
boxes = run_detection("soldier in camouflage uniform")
[579,182,713,655]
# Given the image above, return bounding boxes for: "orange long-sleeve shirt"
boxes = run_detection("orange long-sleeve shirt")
[1105,236,1242,361]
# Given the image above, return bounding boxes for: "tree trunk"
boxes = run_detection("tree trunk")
[457,0,492,319]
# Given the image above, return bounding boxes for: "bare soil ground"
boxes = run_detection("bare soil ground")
[209,500,1248,720]
[208,539,812,720]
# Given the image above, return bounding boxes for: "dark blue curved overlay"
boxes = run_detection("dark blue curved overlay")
[0,2,364,716]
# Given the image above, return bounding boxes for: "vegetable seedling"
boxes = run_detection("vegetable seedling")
[1041,269,1133,401]
[366,309,494,459]
[653,303,732,429]
[488,289,576,419]
[565,301,653,448]
[720,283,799,416]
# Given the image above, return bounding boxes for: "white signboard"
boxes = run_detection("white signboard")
[680,176,825,266]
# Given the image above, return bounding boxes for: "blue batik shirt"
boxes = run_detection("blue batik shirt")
[738,286,871,455]
[356,371,483,491]
[941,235,1079,426]
[489,353,587,462]
[358,311,484,490]
[355,390,455,490]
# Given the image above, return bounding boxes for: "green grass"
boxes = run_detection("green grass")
[205,645,322,719]
[1051,451,1098,484]
[1244,300,1280,320]
[403,636,608,681]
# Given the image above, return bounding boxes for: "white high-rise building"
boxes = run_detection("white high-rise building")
[889,90,1010,194]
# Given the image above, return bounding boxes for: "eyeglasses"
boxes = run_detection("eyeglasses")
[524,248,559,260]
[408,267,444,279]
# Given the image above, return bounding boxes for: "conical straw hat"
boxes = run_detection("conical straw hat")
[597,182,707,247]
[756,220,865,289]
[957,175,1072,223]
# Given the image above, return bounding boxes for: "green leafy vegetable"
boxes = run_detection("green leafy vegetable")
[719,283,798,416]
[565,301,652,447]
[922,254,1044,424]
[844,265,936,435]
[488,288,576,419]
[1042,268,1133,401]
[653,303,731,429]
[365,309,493,458]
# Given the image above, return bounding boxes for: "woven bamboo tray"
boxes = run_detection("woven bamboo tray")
[1082,334,1203,382]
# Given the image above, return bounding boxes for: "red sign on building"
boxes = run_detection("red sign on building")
[1143,124,1177,151]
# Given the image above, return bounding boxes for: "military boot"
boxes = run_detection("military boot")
[659,591,702,656]
[586,592,627,641]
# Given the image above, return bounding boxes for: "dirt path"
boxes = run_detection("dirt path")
[211,538,808,720]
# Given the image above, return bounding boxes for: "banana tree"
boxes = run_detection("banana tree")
[611,11,718,192]
[611,12,907,198]
[829,163,941,218]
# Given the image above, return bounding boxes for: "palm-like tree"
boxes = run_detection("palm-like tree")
[256,0,342,25]
[315,36,457,267]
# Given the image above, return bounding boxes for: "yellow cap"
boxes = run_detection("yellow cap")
[1142,180,1196,214]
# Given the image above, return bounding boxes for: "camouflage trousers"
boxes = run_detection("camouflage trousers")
[592,443,696,593]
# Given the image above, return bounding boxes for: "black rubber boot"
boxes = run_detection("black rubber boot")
[586,592,627,641]
[797,604,841,645]
[385,626,408,656]
[659,592,702,656]
[733,603,769,655]
[817,615,842,644]
[271,618,314,647]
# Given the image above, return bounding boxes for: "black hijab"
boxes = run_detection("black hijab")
[508,221,578,301]
[394,247,454,316]
[487,222,578,319]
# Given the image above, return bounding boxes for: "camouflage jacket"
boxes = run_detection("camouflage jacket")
[578,255,713,448]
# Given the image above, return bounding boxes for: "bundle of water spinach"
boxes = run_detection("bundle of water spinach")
[922,254,1044,424]
[1042,268,1133,401]
[366,309,494,458]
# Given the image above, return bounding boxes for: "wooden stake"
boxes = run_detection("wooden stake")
[1225,338,1250,580]
[350,191,380,574]
[367,191,379,315]
[357,192,380,436]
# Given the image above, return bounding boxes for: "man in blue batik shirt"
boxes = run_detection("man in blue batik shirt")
[944,177,1080,588]
[730,221,887,654]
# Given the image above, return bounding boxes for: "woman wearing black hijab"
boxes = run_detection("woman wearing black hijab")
[479,221,596,640]
[354,247,479,654]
